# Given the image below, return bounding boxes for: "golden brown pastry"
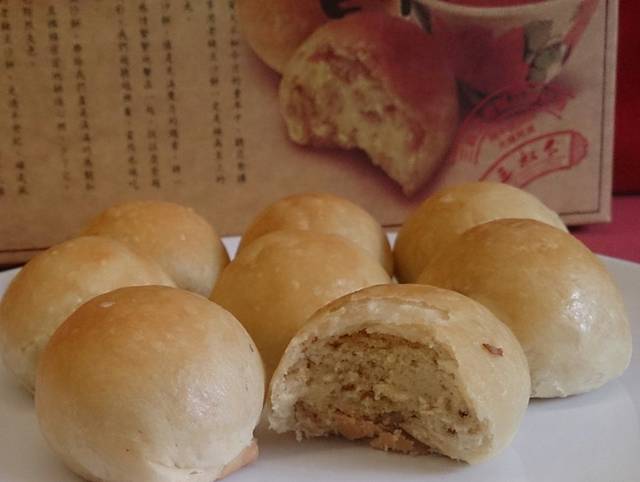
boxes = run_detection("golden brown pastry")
[280,12,458,195]
[238,192,393,274]
[394,182,567,282]
[36,286,264,482]
[83,200,229,297]
[0,236,174,392]
[418,219,632,398]
[211,230,390,377]
[237,0,400,73]
[269,284,530,463]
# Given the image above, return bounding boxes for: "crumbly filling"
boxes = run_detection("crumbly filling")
[282,46,426,187]
[285,332,488,458]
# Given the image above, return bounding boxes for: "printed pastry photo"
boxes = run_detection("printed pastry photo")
[236,0,601,199]
[279,12,459,196]
[237,0,401,73]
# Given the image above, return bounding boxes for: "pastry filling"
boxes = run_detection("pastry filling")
[285,331,488,458]
[282,46,427,189]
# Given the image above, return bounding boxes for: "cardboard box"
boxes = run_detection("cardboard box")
[0,0,617,264]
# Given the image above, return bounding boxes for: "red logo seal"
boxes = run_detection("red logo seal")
[480,130,588,187]
[446,83,589,188]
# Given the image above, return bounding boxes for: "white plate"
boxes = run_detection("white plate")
[1,243,639,482]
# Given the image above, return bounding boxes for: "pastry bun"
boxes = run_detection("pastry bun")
[237,0,400,73]
[280,12,458,195]
[269,283,530,463]
[238,192,393,274]
[418,219,632,398]
[0,236,174,392]
[211,230,390,376]
[83,200,229,297]
[36,286,264,482]
[394,182,567,282]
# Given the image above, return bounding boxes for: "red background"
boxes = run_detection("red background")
[613,1,640,193]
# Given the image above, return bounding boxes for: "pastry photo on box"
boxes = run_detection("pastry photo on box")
[0,0,618,263]
[235,0,613,211]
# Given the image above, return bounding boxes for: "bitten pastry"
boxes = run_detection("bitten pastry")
[0,236,174,392]
[394,182,567,282]
[237,0,399,73]
[418,219,632,398]
[83,200,229,297]
[36,286,264,482]
[211,230,390,376]
[238,192,393,274]
[280,12,459,195]
[269,284,530,463]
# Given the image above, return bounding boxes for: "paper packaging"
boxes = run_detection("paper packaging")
[0,0,617,265]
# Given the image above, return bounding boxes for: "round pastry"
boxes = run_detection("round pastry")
[268,284,530,463]
[211,230,390,377]
[237,0,400,73]
[238,192,393,274]
[417,219,632,398]
[0,236,174,392]
[35,286,264,482]
[394,182,567,282]
[83,200,229,297]
[280,12,459,196]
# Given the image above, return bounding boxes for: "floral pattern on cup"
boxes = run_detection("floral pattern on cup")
[417,0,599,101]
[431,19,529,99]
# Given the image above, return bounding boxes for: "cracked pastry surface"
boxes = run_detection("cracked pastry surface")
[279,12,459,195]
[268,284,530,463]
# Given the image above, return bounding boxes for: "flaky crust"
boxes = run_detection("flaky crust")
[269,284,530,463]
[280,12,459,195]
[394,182,568,282]
[211,230,390,377]
[0,236,174,392]
[418,219,632,397]
[35,286,264,482]
[285,12,457,130]
[238,192,393,274]
[83,200,229,297]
